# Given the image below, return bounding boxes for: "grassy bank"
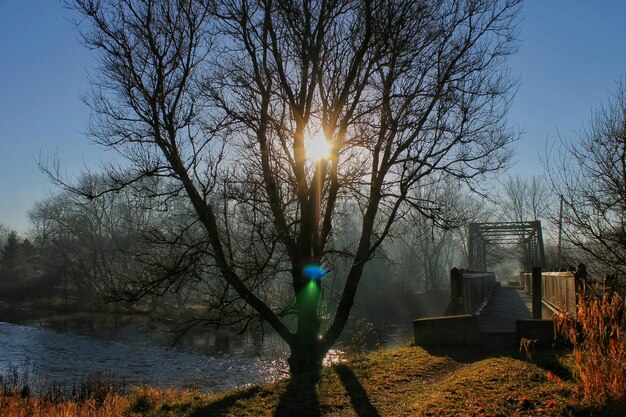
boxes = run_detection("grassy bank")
[0,344,612,417]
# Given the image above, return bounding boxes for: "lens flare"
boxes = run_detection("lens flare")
[302,263,326,280]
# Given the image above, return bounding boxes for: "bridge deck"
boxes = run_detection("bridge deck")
[478,286,551,333]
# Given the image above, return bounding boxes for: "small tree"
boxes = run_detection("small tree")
[63,0,520,373]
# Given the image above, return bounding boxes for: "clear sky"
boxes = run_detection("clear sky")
[1,1,625,234]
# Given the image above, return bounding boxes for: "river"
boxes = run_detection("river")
[0,312,413,393]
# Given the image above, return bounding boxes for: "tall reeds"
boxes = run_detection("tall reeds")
[0,362,35,399]
[0,366,129,417]
[0,394,129,417]
[554,291,626,410]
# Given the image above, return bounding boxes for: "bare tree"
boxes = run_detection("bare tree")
[499,174,547,222]
[63,0,520,373]
[547,78,626,274]
[496,174,548,269]
[391,178,468,293]
[29,177,147,304]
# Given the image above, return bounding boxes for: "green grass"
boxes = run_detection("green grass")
[2,345,616,417]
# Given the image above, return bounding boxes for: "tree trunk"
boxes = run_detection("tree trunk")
[289,278,325,374]
[288,337,326,375]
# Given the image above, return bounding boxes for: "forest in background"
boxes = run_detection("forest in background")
[0,172,563,326]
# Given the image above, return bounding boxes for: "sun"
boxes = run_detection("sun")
[305,132,332,161]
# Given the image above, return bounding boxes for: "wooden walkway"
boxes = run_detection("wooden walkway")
[478,285,552,333]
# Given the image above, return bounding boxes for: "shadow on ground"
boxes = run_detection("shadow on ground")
[274,371,321,417]
[272,366,382,417]
[188,386,262,417]
[420,341,573,381]
[189,343,573,416]
[188,366,381,417]
[419,342,508,363]
[529,349,574,381]
[334,365,381,417]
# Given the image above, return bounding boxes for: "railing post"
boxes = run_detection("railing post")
[450,267,463,314]
[532,267,542,319]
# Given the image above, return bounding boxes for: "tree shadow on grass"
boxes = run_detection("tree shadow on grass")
[188,386,262,417]
[274,371,321,417]
[335,365,381,417]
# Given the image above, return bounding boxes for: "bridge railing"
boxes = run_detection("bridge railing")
[447,268,496,315]
[519,270,576,314]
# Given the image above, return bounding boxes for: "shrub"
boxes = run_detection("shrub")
[340,319,385,358]
[555,291,626,410]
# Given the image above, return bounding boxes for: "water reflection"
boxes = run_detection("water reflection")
[0,318,288,392]
[0,314,412,392]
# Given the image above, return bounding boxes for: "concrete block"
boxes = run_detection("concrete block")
[413,314,480,345]
[516,319,554,342]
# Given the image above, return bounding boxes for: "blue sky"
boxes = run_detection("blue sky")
[1,1,626,234]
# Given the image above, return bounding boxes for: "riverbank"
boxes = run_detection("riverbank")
[1,344,612,417]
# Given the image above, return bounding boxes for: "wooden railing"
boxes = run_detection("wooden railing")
[447,268,496,315]
[520,270,577,314]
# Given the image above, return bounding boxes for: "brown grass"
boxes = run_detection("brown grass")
[0,393,129,417]
[555,291,626,411]
[1,345,597,417]
[0,386,210,417]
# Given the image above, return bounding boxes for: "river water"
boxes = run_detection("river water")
[0,313,412,393]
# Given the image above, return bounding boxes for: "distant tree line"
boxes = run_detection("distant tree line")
[1,175,481,321]
[0,227,40,296]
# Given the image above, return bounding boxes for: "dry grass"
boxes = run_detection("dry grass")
[0,386,210,417]
[0,393,129,417]
[0,365,131,417]
[414,356,577,416]
[1,345,599,417]
[555,291,626,412]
